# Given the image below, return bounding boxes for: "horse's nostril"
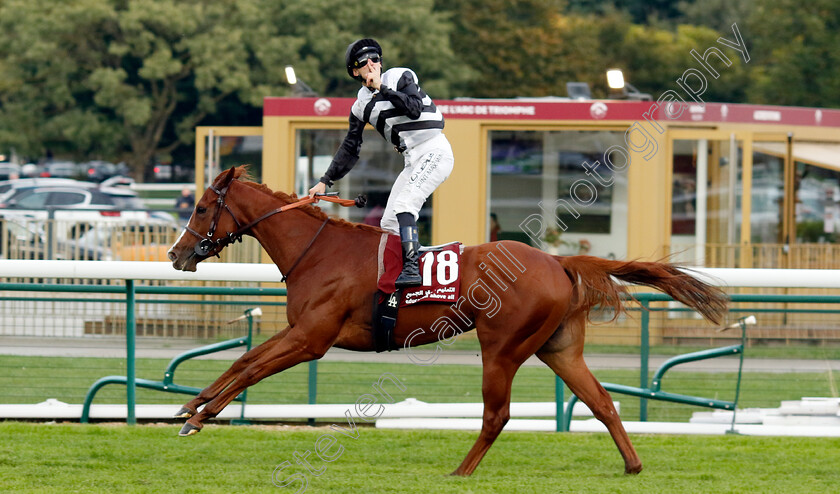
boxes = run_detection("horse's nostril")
[167,250,177,261]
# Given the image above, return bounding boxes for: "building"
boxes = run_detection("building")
[196,97,840,269]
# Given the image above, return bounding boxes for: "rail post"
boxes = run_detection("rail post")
[639,297,649,422]
[308,361,318,426]
[125,279,136,425]
[555,375,566,432]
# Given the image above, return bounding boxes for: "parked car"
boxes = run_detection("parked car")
[0,162,21,180]
[75,222,180,261]
[39,161,81,179]
[81,160,124,182]
[0,178,94,204]
[0,183,175,240]
[0,216,108,260]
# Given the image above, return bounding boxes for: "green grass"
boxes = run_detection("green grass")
[0,422,838,493]
[442,335,840,360]
[1,355,838,423]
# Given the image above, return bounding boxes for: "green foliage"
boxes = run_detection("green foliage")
[254,0,466,99]
[440,0,579,98]
[0,0,288,175]
[747,0,840,108]
[0,0,836,170]
[677,0,754,33]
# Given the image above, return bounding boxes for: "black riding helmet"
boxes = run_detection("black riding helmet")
[345,38,382,81]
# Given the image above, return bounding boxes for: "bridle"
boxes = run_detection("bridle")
[183,182,366,281]
[184,183,244,258]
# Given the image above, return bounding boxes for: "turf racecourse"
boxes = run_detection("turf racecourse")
[1,422,838,493]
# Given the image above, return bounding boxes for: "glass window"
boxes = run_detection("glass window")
[488,130,628,259]
[796,163,840,243]
[104,194,145,209]
[295,129,433,244]
[750,145,784,243]
[220,136,263,183]
[670,138,742,266]
[671,139,698,236]
[47,191,87,207]
[14,191,50,208]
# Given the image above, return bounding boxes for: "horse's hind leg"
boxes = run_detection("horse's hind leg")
[174,326,291,418]
[536,317,642,474]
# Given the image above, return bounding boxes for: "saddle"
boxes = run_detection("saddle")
[372,234,463,352]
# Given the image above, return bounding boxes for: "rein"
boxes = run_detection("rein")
[186,186,365,281]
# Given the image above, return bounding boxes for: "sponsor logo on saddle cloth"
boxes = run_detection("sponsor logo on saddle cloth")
[376,234,462,307]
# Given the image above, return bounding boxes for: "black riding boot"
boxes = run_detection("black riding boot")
[395,225,422,288]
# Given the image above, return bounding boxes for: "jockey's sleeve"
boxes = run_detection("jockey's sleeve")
[320,113,365,186]
[379,70,423,120]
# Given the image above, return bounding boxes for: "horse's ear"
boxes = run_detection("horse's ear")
[214,166,238,188]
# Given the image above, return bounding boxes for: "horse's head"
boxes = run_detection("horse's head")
[168,166,245,271]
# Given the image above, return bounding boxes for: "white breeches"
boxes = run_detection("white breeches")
[380,133,454,234]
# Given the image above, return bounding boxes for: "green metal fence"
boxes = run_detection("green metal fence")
[2,282,840,430]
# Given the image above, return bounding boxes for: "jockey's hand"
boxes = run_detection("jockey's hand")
[364,59,381,90]
[308,181,327,198]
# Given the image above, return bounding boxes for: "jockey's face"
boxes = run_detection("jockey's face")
[352,57,381,81]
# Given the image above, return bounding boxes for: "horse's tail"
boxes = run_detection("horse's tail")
[557,255,728,325]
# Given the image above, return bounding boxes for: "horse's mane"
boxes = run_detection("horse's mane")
[237,179,386,235]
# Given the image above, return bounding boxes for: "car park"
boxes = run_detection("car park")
[0,183,175,241]
[0,216,108,260]
[0,163,21,180]
[81,160,128,182]
[75,222,180,261]
[39,161,81,179]
[0,178,99,205]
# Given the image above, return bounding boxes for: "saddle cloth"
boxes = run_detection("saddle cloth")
[376,233,463,307]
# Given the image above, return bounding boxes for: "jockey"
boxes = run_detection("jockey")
[309,38,454,288]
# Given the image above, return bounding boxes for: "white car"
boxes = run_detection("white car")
[0,184,171,240]
[0,162,21,180]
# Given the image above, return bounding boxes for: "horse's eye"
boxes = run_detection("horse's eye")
[196,207,207,214]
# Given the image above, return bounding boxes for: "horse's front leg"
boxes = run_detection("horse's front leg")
[179,326,333,436]
[174,326,292,419]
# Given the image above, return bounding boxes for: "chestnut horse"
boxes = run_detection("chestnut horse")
[167,166,727,476]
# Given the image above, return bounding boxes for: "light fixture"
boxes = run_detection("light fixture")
[606,69,625,90]
[284,65,318,97]
[284,66,297,85]
[566,82,592,100]
[606,68,652,101]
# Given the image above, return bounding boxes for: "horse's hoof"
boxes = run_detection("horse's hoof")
[173,407,194,419]
[179,422,201,437]
[625,463,643,475]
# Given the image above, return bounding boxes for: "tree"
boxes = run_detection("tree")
[677,0,753,34]
[597,17,752,103]
[439,0,607,98]
[0,0,291,178]
[255,0,467,99]
[746,0,840,108]
[0,0,463,174]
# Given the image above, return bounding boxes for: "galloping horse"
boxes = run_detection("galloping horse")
[167,166,727,476]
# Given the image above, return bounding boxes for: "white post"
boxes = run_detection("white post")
[695,139,708,266]
[207,128,215,189]
[727,133,737,245]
